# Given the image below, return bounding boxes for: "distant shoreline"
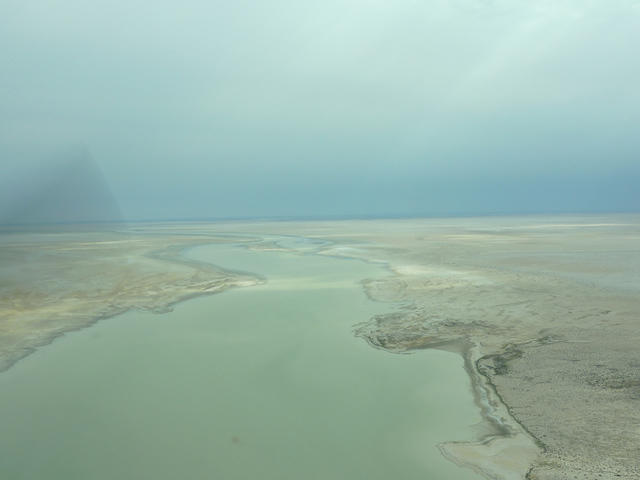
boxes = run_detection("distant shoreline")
[3,211,639,231]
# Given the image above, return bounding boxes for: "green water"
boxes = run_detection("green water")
[0,241,482,479]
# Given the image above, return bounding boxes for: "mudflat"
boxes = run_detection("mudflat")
[231,214,639,479]
[1,215,639,479]
[0,226,260,372]
[0,228,484,480]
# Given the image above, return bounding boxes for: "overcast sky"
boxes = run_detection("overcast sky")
[1,0,639,221]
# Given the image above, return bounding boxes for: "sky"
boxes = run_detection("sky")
[1,0,639,222]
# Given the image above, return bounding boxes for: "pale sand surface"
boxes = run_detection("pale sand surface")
[1,215,639,479]
[0,240,483,480]
[208,214,640,479]
[0,227,261,372]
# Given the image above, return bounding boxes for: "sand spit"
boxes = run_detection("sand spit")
[0,228,261,372]
[235,215,640,479]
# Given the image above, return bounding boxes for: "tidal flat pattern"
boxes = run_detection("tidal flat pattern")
[0,238,483,480]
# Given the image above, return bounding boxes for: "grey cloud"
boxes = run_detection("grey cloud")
[1,0,639,220]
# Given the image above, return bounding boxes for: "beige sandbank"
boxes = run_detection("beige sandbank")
[223,214,640,479]
[0,228,261,372]
[2,215,639,479]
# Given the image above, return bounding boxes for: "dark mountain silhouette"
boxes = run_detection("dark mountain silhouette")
[2,148,124,225]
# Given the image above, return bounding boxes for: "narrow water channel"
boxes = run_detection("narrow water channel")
[0,239,482,479]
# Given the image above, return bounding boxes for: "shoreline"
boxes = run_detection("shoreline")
[0,232,262,373]
[439,342,541,480]
[293,216,639,479]
[354,327,540,479]
[2,217,639,479]
[2,228,513,477]
[353,313,541,480]
[0,227,491,480]
[251,235,540,479]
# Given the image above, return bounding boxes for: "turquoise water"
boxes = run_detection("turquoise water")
[0,241,482,479]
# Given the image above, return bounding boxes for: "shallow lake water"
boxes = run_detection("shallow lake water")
[0,240,482,479]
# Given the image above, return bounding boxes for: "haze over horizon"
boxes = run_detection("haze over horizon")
[2,0,639,222]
